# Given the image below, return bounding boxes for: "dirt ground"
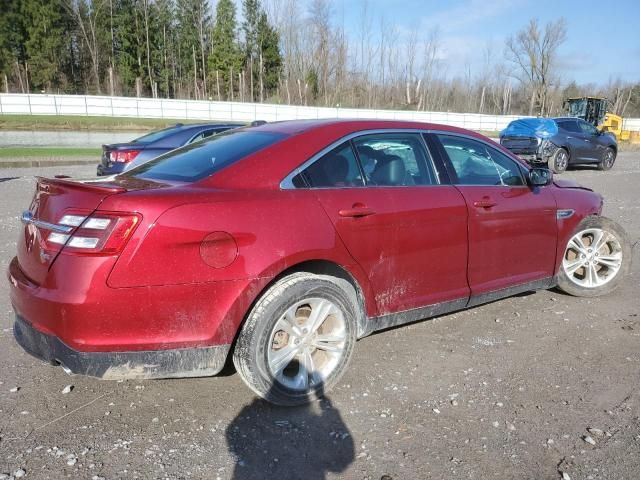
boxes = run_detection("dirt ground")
[0,154,638,480]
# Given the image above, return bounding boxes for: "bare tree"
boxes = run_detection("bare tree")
[505,18,567,116]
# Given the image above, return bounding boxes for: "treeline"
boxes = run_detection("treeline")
[0,0,638,117]
[0,0,282,102]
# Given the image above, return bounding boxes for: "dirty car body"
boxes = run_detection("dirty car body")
[8,119,627,402]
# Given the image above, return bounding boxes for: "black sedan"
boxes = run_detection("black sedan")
[97,122,244,176]
[500,117,617,173]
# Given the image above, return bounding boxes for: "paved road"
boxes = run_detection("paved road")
[0,154,638,479]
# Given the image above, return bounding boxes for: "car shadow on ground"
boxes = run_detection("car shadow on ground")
[225,383,354,480]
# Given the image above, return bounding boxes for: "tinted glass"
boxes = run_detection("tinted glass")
[122,130,286,182]
[132,125,184,144]
[353,133,437,186]
[557,120,580,133]
[437,135,525,186]
[189,128,221,144]
[294,143,364,188]
[578,120,598,135]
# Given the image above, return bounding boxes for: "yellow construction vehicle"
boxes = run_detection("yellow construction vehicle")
[564,97,631,141]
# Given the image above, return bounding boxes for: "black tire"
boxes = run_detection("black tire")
[550,148,569,174]
[597,147,616,171]
[556,216,631,297]
[233,272,359,406]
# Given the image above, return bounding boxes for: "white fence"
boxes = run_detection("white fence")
[1,93,639,132]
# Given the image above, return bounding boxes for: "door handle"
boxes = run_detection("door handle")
[338,206,376,218]
[473,198,497,209]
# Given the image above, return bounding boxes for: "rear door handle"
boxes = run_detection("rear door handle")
[338,206,376,218]
[473,199,497,209]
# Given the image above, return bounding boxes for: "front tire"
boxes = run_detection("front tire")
[550,148,569,174]
[233,273,358,406]
[597,147,616,171]
[557,216,630,297]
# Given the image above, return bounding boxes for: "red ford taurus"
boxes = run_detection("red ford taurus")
[8,120,630,405]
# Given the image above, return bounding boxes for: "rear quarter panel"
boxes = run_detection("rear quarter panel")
[106,188,368,288]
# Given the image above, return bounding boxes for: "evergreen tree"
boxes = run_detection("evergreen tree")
[22,0,68,92]
[208,0,242,100]
[256,11,282,98]
[0,0,28,91]
[174,0,210,99]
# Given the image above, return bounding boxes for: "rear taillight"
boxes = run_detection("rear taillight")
[110,150,141,163]
[45,211,141,255]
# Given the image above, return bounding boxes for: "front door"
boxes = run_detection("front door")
[293,132,470,315]
[432,133,558,296]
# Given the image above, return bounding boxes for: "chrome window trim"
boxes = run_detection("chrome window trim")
[280,128,445,190]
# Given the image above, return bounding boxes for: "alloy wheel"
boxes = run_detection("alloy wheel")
[267,298,347,391]
[562,228,623,288]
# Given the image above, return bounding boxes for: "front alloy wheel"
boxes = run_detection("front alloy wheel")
[557,216,630,297]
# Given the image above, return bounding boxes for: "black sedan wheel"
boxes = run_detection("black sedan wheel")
[598,148,616,171]
[550,148,569,174]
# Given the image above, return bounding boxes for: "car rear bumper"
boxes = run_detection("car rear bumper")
[13,313,230,380]
[8,254,252,357]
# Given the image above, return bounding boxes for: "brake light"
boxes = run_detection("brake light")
[46,211,141,255]
[110,150,141,163]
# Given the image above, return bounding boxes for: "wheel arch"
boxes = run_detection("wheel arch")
[226,258,375,361]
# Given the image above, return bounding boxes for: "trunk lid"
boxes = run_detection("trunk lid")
[17,177,126,285]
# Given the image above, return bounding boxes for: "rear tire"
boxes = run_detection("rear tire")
[557,216,630,297]
[550,148,569,174]
[233,273,358,406]
[597,147,616,171]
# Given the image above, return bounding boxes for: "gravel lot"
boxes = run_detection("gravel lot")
[0,154,638,480]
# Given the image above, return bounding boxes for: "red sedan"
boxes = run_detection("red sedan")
[8,120,630,405]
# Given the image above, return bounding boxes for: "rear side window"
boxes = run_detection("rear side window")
[557,120,580,133]
[353,133,437,186]
[293,143,364,188]
[122,130,286,182]
[437,135,525,186]
[132,126,183,144]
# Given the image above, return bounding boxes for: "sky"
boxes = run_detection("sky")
[331,0,640,85]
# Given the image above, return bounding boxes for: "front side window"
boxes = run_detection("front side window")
[353,133,437,186]
[437,135,525,186]
[578,120,598,136]
[293,143,364,188]
[122,130,286,182]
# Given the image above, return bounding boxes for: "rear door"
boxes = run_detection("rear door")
[431,133,557,297]
[291,132,469,315]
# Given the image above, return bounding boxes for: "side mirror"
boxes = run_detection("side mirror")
[528,167,553,187]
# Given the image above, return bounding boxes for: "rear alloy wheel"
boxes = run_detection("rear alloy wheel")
[557,216,630,297]
[551,148,569,174]
[598,147,616,171]
[233,273,358,406]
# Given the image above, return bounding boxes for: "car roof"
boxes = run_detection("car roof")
[553,117,580,122]
[248,118,476,136]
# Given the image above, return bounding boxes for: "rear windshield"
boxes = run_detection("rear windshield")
[132,125,184,144]
[121,130,287,182]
